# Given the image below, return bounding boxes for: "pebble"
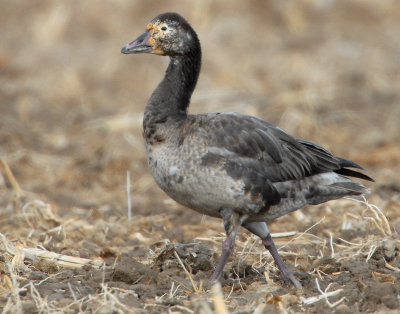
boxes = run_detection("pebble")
[382,239,397,261]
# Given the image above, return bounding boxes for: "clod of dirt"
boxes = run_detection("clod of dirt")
[341,284,361,307]
[362,282,399,311]
[131,283,158,300]
[186,243,213,273]
[293,270,311,287]
[341,260,371,278]
[382,295,399,310]
[78,240,102,258]
[99,246,120,258]
[308,256,340,274]
[28,270,47,281]
[174,242,214,273]
[154,242,175,268]
[230,259,259,278]
[113,256,157,284]
[382,239,398,261]
[39,233,65,252]
[155,271,174,290]
[33,260,60,274]
[84,266,113,284]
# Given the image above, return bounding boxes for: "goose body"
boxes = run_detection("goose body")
[122,12,373,288]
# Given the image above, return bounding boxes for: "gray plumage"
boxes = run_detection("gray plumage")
[122,12,373,288]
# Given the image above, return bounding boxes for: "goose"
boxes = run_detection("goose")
[121,12,373,288]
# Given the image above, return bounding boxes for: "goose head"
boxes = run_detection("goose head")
[121,12,199,56]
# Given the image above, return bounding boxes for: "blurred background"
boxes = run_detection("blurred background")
[1,0,400,311]
[1,0,399,213]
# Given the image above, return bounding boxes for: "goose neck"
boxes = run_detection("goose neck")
[145,50,201,122]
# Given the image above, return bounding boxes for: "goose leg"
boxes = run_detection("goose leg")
[262,233,301,288]
[243,221,301,288]
[210,237,234,281]
[210,209,248,281]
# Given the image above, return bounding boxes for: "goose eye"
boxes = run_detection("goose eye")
[161,26,167,31]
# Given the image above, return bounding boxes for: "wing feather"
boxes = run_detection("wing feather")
[195,112,371,183]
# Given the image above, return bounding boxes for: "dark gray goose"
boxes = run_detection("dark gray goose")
[121,12,373,288]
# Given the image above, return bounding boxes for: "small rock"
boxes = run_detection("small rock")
[18,288,27,296]
[113,256,156,284]
[382,295,399,309]
[382,239,397,261]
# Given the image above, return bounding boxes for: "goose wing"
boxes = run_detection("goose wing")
[195,112,372,207]
[199,112,351,180]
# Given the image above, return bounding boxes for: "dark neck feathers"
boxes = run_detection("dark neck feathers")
[144,42,201,125]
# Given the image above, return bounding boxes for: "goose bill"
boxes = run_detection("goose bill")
[121,31,153,54]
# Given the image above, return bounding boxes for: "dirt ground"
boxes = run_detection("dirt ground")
[1,0,400,313]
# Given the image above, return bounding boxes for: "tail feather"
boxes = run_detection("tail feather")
[335,168,374,182]
[337,157,364,170]
[298,140,374,183]
[329,181,369,194]
[305,178,367,205]
[335,157,374,182]
[266,172,369,221]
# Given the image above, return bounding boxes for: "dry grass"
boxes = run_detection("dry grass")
[1,0,400,312]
